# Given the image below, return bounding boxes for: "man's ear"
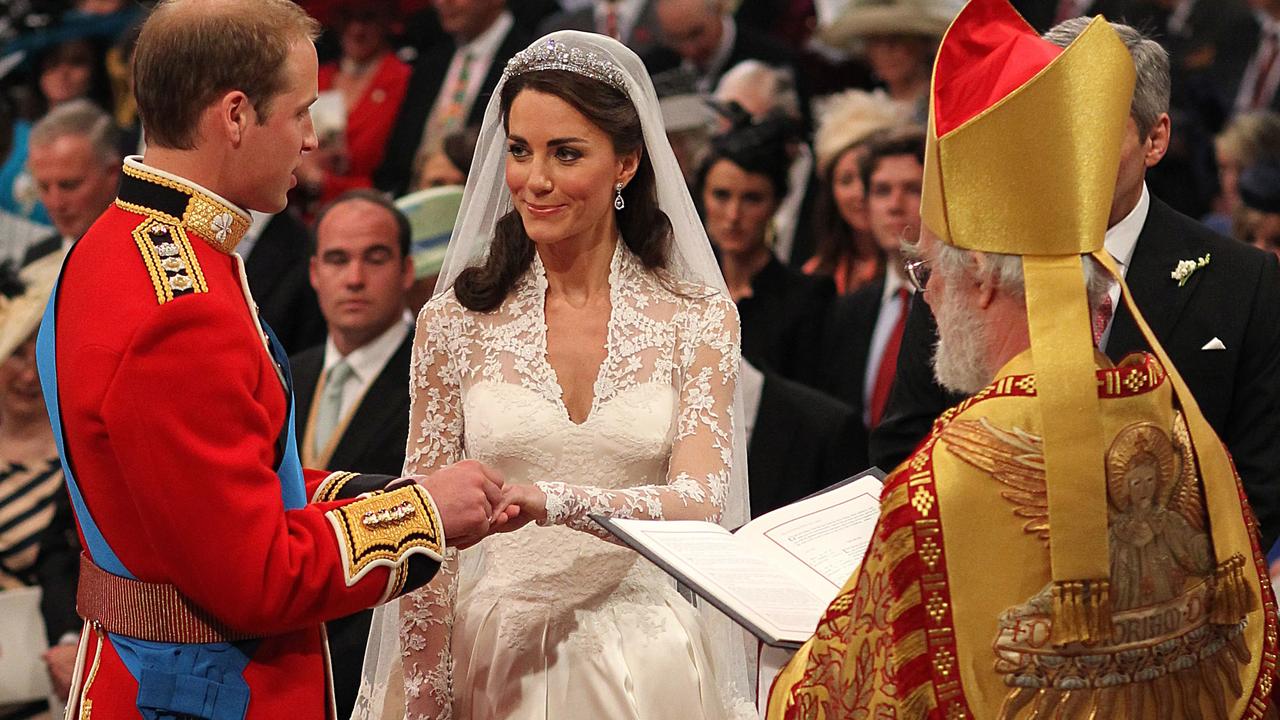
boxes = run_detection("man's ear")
[971,251,999,309]
[216,90,253,146]
[1144,112,1171,169]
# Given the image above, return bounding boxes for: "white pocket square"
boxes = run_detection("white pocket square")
[1201,337,1226,351]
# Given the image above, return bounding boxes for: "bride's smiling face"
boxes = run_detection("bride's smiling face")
[505,89,638,246]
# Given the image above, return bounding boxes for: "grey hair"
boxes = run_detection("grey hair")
[29,99,120,167]
[1042,18,1169,137]
[933,242,1114,316]
[713,60,802,121]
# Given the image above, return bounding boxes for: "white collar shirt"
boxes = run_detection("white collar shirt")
[423,11,514,153]
[1097,182,1149,349]
[863,268,914,426]
[321,319,410,420]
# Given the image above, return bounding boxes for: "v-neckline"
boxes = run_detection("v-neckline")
[533,242,623,427]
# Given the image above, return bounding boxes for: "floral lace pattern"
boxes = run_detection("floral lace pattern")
[398,241,742,718]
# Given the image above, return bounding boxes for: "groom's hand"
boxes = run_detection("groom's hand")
[415,460,505,548]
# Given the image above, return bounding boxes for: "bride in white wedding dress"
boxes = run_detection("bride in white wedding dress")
[353,32,756,720]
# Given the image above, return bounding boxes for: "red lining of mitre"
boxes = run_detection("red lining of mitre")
[933,0,1064,138]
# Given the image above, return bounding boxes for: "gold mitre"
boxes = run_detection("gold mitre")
[921,0,1256,645]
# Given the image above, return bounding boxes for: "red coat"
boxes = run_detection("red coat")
[53,159,443,719]
[317,52,411,202]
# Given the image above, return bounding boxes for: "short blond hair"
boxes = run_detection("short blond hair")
[133,0,320,150]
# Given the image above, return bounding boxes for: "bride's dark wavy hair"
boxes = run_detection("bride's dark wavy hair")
[454,69,673,312]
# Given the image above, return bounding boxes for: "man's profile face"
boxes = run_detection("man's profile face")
[28,134,117,239]
[310,199,413,348]
[235,38,319,213]
[866,153,924,257]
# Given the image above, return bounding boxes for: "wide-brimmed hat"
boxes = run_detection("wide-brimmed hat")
[812,89,909,175]
[820,0,960,49]
[0,251,62,364]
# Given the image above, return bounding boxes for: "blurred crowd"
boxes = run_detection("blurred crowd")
[3,0,1280,717]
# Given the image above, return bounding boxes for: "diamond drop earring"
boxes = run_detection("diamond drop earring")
[614,182,625,211]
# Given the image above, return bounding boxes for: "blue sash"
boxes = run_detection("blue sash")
[36,254,308,720]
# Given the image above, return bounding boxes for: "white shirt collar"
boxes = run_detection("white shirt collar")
[1103,182,1149,273]
[458,10,513,57]
[879,263,913,305]
[323,320,410,385]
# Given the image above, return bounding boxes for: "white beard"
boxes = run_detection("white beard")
[931,288,997,396]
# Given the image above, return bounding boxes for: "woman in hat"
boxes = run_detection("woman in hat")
[803,89,908,295]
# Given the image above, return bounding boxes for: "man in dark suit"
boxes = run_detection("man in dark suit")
[240,210,327,355]
[537,0,664,56]
[645,0,799,96]
[374,0,530,197]
[872,18,1280,550]
[289,190,416,718]
[21,99,119,266]
[809,129,924,434]
[742,360,865,517]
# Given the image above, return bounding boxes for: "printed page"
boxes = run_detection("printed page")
[604,519,829,645]
[735,473,883,594]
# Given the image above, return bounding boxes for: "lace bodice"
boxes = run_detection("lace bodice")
[397,241,741,719]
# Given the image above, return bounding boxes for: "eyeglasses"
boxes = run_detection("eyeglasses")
[904,257,931,293]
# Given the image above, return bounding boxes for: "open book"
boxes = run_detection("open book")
[594,470,884,648]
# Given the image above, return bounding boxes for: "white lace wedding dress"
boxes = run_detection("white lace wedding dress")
[395,241,756,720]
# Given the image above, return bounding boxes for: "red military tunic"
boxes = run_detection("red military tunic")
[52,158,444,719]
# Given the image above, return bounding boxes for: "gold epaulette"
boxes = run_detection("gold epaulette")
[124,212,209,305]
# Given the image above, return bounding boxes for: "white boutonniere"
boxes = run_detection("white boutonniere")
[1171,253,1210,287]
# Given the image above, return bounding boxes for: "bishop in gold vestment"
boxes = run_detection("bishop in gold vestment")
[767,1,1278,718]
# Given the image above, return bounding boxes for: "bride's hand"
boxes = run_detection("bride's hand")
[493,484,547,532]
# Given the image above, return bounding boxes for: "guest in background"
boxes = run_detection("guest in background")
[0,258,76,720]
[22,99,119,266]
[713,60,814,264]
[809,127,924,433]
[1238,158,1280,258]
[411,125,478,191]
[1229,0,1280,119]
[819,0,955,122]
[647,0,798,97]
[537,0,664,56]
[290,190,415,719]
[804,89,907,295]
[29,36,116,118]
[653,67,716,185]
[1207,110,1280,236]
[296,1,410,207]
[238,209,328,356]
[375,0,530,197]
[697,116,834,380]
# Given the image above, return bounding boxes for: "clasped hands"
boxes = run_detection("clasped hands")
[409,460,550,549]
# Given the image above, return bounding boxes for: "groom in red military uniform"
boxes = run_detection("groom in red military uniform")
[36,1,515,718]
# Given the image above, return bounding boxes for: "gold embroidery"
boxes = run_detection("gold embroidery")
[911,486,935,516]
[128,217,206,305]
[326,484,444,586]
[121,163,249,253]
[946,415,1253,716]
[314,471,359,503]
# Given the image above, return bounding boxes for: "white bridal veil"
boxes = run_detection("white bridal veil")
[354,30,755,718]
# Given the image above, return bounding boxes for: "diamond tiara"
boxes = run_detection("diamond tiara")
[503,38,630,96]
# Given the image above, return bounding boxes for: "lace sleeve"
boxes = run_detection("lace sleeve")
[536,294,741,537]
[400,300,465,720]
